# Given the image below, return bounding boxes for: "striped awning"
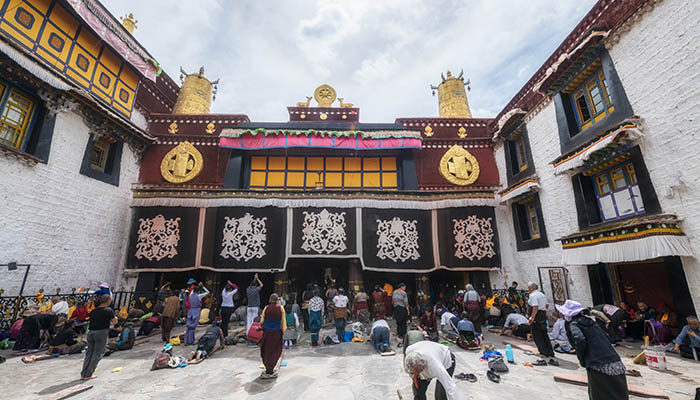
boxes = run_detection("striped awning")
[219,128,422,150]
[499,179,540,203]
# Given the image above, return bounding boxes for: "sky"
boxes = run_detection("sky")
[102,0,597,122]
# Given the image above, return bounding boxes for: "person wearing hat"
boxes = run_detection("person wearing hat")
[95,283,111,298]
[185,282,210,345]
[557,300,629,400]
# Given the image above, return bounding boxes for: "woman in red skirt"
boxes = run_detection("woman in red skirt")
[259,293,286,379]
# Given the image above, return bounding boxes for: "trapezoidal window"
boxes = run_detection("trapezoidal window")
[562,59,614,135]
[0,81,37,151]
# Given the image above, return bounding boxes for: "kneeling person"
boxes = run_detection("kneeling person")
[501,312,531,340]
[371,318,391,353]
[189,321,225,363]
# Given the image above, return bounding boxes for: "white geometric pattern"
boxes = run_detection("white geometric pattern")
[301,209,347,254]
[376,217,420,262]
[134,214,180,261]
[220,213,267,261]
[453,216,496,260]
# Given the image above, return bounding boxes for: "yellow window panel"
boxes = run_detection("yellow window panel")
[596,174,611,194]
[119,67,139,91]
[99,47,122,75]
[4,1,43,42]
[325,172,342,187]
[326,157,342,171]
[249,171,267,187]
[382,172,398,187]
[344,172,361,187]
[305,172,323,188]
[251,156,267,170]
[307,157,323,171]
[364,172,381,187]
[344,157,361,171]
[113,81,134,109]
[92,63,117,97]
[363,158,380,171]
[48,3,79,37]
[0,82,5,98]
[76,27,101,57]
[287,157,305,170]
[287,172,304,187]
[381,157,397,171]
[29,0,52,14]
[626,163,637,184]
[611,168,626,190]
[268,157,285,170]
[267,172,285,187]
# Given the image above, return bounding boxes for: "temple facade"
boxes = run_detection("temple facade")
[1,0,698,321]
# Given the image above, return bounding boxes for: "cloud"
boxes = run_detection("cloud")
[102,0,596,121]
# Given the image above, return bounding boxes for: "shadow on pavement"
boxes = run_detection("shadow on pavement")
[37,379,84,396]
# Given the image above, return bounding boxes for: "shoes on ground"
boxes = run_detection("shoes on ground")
[533,359,547,366]
[548,359,559,366]
[454,372,477,383]
[486,369,500,383]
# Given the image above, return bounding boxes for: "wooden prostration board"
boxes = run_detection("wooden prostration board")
[502,340,539,354]
[553,373,669,399]
[43,384,93,400]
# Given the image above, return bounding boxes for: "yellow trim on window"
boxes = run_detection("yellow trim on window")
[611,168,626,190]
[90,137,110,172]
[0,88,35,149]
[526,203,541,239]
[596,174,611,194]
[625,163,637,185]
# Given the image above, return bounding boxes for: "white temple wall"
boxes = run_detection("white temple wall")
[606,0,700,313]
[0,110,139,295]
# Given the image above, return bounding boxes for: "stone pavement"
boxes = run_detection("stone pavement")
[1,322,699,399]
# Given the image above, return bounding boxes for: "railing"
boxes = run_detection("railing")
[0,290,161,332]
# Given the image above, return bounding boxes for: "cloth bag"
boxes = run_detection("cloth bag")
[488,356,509,373]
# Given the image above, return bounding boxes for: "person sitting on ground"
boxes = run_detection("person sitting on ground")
[106,320,136,354]
[549,311,573,353]
[484,297,503,327]
[283,303,300,349]
[671,315,700,360]
[619,301,642,340]
[404,341,459,400]
[439,309,459,336]
[71,301,89,323]
[50,320,86,354]
[13,313,61,351]
[457,312,477,340]
[655,303,678,344]
[404,323,426,350]
[500,311,531,340]
[138,313,161,336]
[188,320,225,363]
[50,297,69,316]
[419,309,439,341]
[371,317,391,353]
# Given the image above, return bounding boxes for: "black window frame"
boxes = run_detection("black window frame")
[553,48,634,155]
[79,134,122,186]
[503,124,536,187]
[571,146,660,231]
[0,79,54,163]
[512,193,549,251]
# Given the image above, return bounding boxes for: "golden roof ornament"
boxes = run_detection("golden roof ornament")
[296,96,312,107]
[120,13,137,35]
[160,141,204,183]
[168,122,178,134]
[424,125,434,137]
[458,126,467,138]
[172,66,220,114]
[431,70,472,118]
[314,84,336,107]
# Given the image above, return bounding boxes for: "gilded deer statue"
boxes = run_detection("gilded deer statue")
[296,96,312,107]
[337,98,353,108]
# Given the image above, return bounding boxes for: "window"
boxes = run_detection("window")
[504,126,535,186]
[515,136,528,172]
[248,156,399,191]
[0,82,37,151]
[568,62,614,133]
[593,162,644,221]
[90,138,110,172]
[512,194,548,251]
[79,135,122,186]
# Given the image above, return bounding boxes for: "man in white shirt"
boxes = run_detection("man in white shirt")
[50,297,69,316]
[220,280,238,338]
[527,282,557,365]
[370,318,391,353]
[404,341,458,400]
[500,312,531,339]
[332,288,349,342]
[439,310,458,335]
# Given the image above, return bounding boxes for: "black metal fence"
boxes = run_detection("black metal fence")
[0,291,161,332]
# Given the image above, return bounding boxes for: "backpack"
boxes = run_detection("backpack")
[151,353,171,371]
[488,356,509,373]
[247,322,263,343]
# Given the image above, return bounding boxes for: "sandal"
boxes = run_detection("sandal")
[548,359,559,366]
[533,359,547,366]
[486,369,501,383]
[466,373,477,383]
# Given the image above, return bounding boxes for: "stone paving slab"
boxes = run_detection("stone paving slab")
[1,323,698,399]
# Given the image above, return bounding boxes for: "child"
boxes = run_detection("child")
[283,304,299,349]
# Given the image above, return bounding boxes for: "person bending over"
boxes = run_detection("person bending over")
[404,341,459,400]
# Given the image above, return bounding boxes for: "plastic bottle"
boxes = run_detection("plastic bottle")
[505,344,514,363]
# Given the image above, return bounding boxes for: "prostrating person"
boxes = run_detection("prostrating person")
[592,304,623,343]
[81,295,116,381]
[463,284,482,334]
[332,288,349,342]
[393,283,410,341]
[188,321,225,363]
[439,309,459,336]
[259,294,286,379]
[13,313,60,351]
[671,315,700,359]
[404,341,459,400]
[500,311,530,339]
[558,300,628,400]
[50,297,69,316]
[161,290,180,343]
[527,282,558,365]
[220,280,238,338]
[457,312,477,344]
[106,321,136,354]
[186,283,210,345]
[246,274,263,339]
[22,321,86,363]
[371,318,391,353]
[308,290,324,346]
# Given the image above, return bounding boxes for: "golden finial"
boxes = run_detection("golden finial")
[296,96,312,107]
[120,13,138,35]
[173,67,220,114]
[430,69,472,118]
[458,127,467,138]
[313,84,336,107]
[205,122,215,134]
[337,98,353,108]
[424,125,434,137]
[168,122,178,134]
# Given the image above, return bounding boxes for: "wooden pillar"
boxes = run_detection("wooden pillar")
[416,274,430,306]
[274,271,289,297]
[348,259,363,293]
